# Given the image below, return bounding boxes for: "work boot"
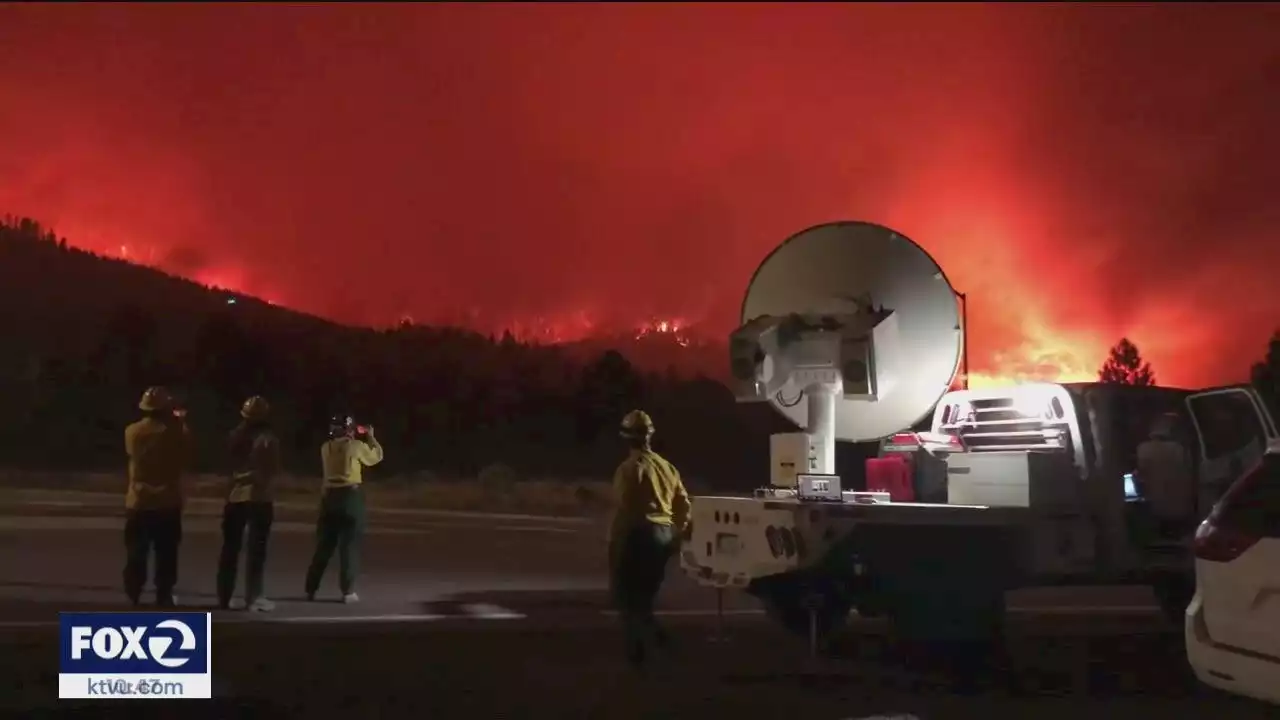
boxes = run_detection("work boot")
[626,642,647,673]
[654,624,672,650]
[248,597,276,612]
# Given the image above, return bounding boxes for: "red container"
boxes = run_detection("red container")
[865,455,915,502]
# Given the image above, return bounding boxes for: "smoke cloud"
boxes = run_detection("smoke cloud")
[1,3,1277,386]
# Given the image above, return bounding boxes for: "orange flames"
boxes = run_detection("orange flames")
[964,317,1104,389]
[635,317,692,347]
[81,238,1111,385]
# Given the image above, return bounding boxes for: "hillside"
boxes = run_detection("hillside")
[0,217,788,489]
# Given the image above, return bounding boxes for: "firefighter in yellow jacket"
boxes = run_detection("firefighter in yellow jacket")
[608,409,691,669]
[305,414,384,603]
[123,386,194,607]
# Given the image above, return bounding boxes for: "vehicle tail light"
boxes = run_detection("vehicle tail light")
[1192,459,1267,563]
[1192,518,1261,563]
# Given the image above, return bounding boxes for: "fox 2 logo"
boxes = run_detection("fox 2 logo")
[60,613,210,675]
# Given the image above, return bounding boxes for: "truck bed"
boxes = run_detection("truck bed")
[697,493,1040,527]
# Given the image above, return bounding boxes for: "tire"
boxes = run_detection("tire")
[755,576,853,642]
[1152,574,1195,623]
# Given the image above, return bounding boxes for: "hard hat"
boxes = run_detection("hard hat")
[241,396,270,420]
[329,414,354,437]
[620,409,655,438]
[138,386,174,412]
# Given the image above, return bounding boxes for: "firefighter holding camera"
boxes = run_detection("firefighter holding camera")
[304,414,384,603]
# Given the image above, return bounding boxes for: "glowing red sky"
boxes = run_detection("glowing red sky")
[2,4,1278,388]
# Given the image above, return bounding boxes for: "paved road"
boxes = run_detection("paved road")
[0,490,1273,716]
[0,487,1161,624]
[2,616,1275,718]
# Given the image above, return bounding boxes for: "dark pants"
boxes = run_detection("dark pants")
[305,487,366,596]
[610,523,677,666]
[216,501,275,606]
[123,509,183,605]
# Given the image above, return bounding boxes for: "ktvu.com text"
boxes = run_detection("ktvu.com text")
[79,675,189,697]
[58,611,213,700]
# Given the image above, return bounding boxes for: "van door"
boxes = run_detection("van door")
[1185,385,1279,513]
[1192,451,1280,660]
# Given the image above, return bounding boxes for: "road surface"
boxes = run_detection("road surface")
[0,488,1273,717]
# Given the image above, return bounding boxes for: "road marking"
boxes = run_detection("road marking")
[598,605,1159,619]
[0,602,1162,630]
[0,490,594,525]
[1009,605,1158,615]
[600,609,766,618]
[271,604,528,623]
[273,614,449,624]
[0,516,575,535]
[462,603,525,619]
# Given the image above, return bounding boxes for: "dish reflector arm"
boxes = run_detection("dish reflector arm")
[806,381,839,475]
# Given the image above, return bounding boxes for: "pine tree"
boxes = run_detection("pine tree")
[1250,329,1279,417]
[1098,337,1157,386]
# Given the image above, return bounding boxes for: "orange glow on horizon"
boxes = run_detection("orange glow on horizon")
[63,235,1119,385]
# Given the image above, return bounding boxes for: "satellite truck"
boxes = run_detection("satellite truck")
[680,220,1278,649]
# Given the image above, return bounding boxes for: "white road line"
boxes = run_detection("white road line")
[599,609,766,618]
[461,603,525,619]
[0,490,594,525]
[1009,605,1158,615]
[598,605,1159,618]
[0,516,575,535]
[273,614,448,624]
[0,603,1162,630]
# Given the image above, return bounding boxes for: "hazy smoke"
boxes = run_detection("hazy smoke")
[1,4,1277,386]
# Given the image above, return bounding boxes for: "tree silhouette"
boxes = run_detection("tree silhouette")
[98,303,159,387]
[0,215,776,486]
[574,350,644,444]
[1251,329,1280,418]
[1098,337,1157,386]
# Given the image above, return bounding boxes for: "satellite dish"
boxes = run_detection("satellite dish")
[740,221,962,443]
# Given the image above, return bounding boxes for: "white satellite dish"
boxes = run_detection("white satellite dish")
[736,221,962,444]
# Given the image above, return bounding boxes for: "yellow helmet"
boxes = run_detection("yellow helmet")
[138,386,174,412]
[241,395,270,420]
[620,409,654,438]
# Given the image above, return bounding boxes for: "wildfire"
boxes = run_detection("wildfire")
[964,318,1103,389]
[60,225,1111,384]
[635,317,692,347]
[498,310,599,344]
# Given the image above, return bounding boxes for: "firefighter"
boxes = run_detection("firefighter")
[1136,412,1195,538]
[123,386,194,607]
[304,414,384,603]
[608,409,691,669]
[216,395,284,612]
